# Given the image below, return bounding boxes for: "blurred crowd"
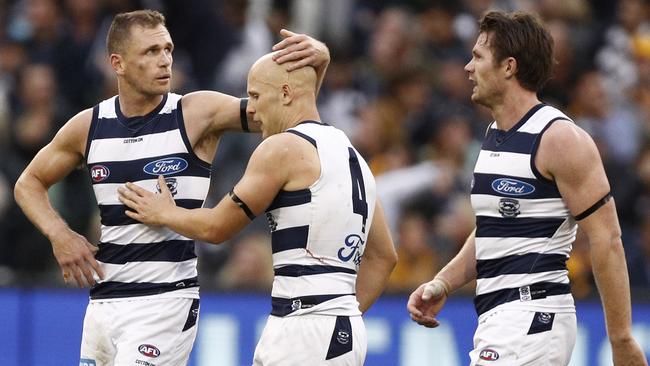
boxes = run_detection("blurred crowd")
[0,0,649,301]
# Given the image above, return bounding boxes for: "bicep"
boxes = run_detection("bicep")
[21,117,87,188]
[231,141,289,216]
[183,91,247,135]
[544,125,616,238]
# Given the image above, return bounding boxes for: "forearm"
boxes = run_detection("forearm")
[14,173,72,241]
[356,255,396,313]
[591,237,634,342]
[435,229,477,293]
[161,206,224,244]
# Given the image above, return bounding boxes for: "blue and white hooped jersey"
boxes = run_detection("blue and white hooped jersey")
[265,121,376,317]
[85,93,211,301]
[470,104,577,316]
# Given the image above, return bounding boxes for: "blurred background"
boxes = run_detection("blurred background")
[0,0,649,365]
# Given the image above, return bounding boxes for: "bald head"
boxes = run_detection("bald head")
[246,52,321,139]
[249,52,317,97]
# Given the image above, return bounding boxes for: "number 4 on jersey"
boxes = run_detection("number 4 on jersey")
[348,148,368,233]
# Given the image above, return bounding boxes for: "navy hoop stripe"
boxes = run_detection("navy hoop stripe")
[275,265,357,277]
[475,216,566,238]
[271,294,354,317]
[266,189,312,212]
[476,253,568,279]
[474,282,571,315]
[271,225,310,253]
[96,240,196,264]
[90,277,199,299]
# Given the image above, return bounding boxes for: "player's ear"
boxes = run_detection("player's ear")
[503,57,517,79]
[281,84,292,105]
[111,54,125,76]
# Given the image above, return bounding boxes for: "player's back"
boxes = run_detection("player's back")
[265,121,376,317]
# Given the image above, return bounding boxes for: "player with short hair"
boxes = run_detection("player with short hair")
[407,11,647,365]
[117,52,398,365]
[14,9,330,366]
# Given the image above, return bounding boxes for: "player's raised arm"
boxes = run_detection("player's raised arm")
[182,30,330,140]
[14,109,104,287]
[118,132,294,243]
[538,121,647,366]
[356,199,397,313]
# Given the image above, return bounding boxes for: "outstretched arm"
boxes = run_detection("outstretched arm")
[183,30,330,142]
[118,133,295,243]
[539,121,647,366]
[14,109,104,287]
[356,199,397,313]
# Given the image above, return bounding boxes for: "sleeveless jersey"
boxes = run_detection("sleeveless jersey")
[265,121,376,317]
[85,93,211,300]
[470,104,577,316]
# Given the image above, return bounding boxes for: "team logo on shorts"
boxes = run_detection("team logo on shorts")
[80,359,96,366]
[138,344,160,358]
[538,312,552,324]
[90,165,110,183]
[479,348,499,361]
[337,330,350,345]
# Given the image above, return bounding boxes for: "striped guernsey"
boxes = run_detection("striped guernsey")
[85,93,210,300]
[470,104,577,316]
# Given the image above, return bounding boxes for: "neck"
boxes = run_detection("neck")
[283,99,321,130]
[117,84,164,117]
[491,87,540,131]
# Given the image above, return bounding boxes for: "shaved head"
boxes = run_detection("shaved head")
[249,52,317,96]
[246,52,320,139]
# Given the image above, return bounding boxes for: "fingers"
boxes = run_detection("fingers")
[272,29,302,51]
[85,245,105,280]
[124,181,149,196]
[406,290,424,318]
[157,175,171,196]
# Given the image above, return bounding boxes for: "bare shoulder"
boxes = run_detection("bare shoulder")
[55,108,94,153]
[537,119,600,179]
[251,132,312,161]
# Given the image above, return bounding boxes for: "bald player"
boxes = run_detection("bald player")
[118,53,398,365]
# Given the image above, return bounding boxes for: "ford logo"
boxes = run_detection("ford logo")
[491,178,535,196]
[143,157,188,176]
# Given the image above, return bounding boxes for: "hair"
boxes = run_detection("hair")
[478,11,555,92]
[106,9,166,54]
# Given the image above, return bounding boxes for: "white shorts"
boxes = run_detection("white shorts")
[79,297,200,366]
[253,314,367,366]
[469,309,576,366]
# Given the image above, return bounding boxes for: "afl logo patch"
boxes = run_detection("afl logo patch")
[143,157,188,176]
[491,178,535,196]
[479,348,499,361]
[138,344,160,358]
[337,330,350,345]
[90,165,110,182]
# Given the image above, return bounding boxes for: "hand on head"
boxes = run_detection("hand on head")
[272,29,329,71]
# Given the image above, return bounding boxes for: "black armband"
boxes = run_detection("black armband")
[574,192,612,221]
[229,189,255,220]
[240,98,249,132]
